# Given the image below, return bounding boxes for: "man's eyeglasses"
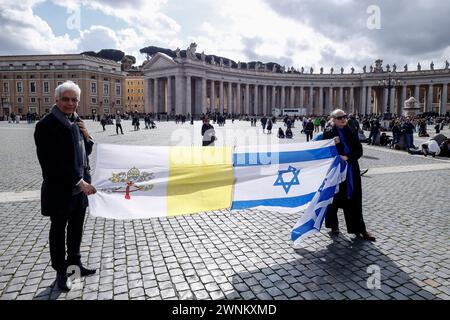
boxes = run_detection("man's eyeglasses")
[335,115,348,120]
[60,97,79,103]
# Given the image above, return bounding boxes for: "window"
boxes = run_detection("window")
[43,81,49,94]
[3,82,9,93]
[91,82,97,94]
[91,97,97,104]
[91,75,96,80]
[57,74,62,78]
[30,81,36,93]
[115,85,121,96]
[57,81,63,86]
[30,75,35,79]
[103,78,109,81]
[43,74,49,79]
[103,98,109,105]
[30,97,36,103]
[116,99,121,105]
[103,83,109,95]
[17,97,23,103]
[16,81,23,93]
[44,97,50,103]
[103,107,110,114]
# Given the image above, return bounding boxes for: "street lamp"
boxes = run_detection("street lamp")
[377,73,401,120]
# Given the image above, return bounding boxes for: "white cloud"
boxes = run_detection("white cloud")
[0,4,78,55]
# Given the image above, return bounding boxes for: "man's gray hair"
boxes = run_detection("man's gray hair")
[330,109,346,118]
[55,81,81,100]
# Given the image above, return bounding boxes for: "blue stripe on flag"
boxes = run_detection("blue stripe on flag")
[231,185,337,211]
[291,219,316,241]
[233,146,338,167]
[231,192,315,210]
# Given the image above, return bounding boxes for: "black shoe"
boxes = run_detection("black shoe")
[331,228,340,236]
[56,273,72,291]
[361,231,376,242]
[67,265,97,277]
[79,265,97,277]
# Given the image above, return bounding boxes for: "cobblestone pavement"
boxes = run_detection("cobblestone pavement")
[0,119,449,300]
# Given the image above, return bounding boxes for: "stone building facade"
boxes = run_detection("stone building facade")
[0,54,127,117]
[143,48,450,117]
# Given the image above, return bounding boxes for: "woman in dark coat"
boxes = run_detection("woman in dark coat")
[323,109,375,241]
[201,118,216,146]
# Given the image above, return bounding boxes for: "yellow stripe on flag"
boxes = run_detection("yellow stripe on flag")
[167,146,234,217]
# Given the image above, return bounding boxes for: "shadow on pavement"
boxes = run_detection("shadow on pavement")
[225,235,439,300]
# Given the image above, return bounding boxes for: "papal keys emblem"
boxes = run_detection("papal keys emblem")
[103,167,154,200]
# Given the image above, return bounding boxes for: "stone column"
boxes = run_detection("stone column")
[318,87,324,115]
[167,76,172,114]
[300,87,305,109]
[389,87,396,115]
[414,85,420,102]
[360,86,367,115]
[272,86,277,111]
[219,81,224,114]
[308,86,314,115]
[441,84,448,115]
[236,83,241,114]
[186,76,191,115]
[327,87,333,114]
[401,85,407,115]
[281,86,285,108]
[153,78,158,113]
[175,76,183,114]
[227,82,232,114]
[144,79,151,113]
[427,84,434,112]
[210,80,215,112]
[252,84,258,115]
[366,86,372,114]
[382,87,389,114]
[349,87,354,114]
[338,87,344,109]
[245,84,250,115]
[290,86,295,108]
[263,85,268,115]
[202,78,207,115]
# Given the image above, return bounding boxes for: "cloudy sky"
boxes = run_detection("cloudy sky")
[1,0,449,72]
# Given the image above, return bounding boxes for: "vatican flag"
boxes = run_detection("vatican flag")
[88,144,234,219]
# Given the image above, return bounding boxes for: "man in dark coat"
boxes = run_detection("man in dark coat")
[34,81,97,291]
[323,109,375,241]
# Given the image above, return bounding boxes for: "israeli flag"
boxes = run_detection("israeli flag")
[231,139,347,244]
[232,140,340,212]
[291,156,347,245]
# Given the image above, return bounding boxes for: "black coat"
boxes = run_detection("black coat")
[323,125,363,209]
[34,113,93,216]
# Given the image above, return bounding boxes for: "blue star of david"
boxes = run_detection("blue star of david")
[273,165,301,194]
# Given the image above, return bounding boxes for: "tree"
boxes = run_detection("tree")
[122,55,136,65]
[96,49,125,62]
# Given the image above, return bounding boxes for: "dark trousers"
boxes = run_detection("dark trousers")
[116,124,123,134]
[306,131,313,142]
[49,193,86,274]
[325,201,366,234]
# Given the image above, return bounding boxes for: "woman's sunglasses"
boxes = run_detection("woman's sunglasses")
[335,115,348,120]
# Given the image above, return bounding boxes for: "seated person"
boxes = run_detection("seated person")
[379,132,392,146]
[422,140,441,157]
[278,127,285,139]
[285,127,293,139]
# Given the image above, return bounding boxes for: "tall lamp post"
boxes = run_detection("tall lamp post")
[377,73,401,120]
